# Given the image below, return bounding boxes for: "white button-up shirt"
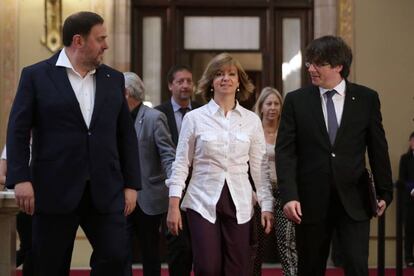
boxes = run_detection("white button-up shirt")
[319,79,346,128]
[166,99,274,224]
[56,48,96,128]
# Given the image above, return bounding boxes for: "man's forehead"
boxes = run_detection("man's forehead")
[174,70,192,79]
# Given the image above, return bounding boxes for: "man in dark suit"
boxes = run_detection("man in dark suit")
[155,65,201,276]
[123,72,176,276]
[6,11,141,276]
[398,131,414,267]
[276,35,393,276]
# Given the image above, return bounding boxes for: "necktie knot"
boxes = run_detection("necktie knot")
[325,90,336,99]
[179,107,190,118]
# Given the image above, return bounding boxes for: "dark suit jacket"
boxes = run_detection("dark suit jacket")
[155,100,201,146]
[276,82,393,223]
[6,51,141,214]
[399,152,414,193]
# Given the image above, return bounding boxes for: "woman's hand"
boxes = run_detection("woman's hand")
[167,197,182,236]
[261,211,274,234]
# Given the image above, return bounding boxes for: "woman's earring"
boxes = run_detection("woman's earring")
[237,87,240,92]
[210,87,214,92]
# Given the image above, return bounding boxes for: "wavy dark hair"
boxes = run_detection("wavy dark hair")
[62,11,104,47]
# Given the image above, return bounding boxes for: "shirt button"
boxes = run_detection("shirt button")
[88,132,92,136]
[331,153,336,157]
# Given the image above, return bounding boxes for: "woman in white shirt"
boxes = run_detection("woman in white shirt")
[166,53,274,276]
[253,87,297,276]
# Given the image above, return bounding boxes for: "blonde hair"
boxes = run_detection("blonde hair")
[197,53,254,102]
[254,87,283,122]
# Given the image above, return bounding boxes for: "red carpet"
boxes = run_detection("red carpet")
[16,267,414,275]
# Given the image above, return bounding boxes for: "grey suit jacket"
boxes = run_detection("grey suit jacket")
[134,105,176,215]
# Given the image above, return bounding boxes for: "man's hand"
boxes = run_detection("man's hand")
[124,188,137,216]
[167,197,182,236]
[14,182,35,215]
[377,199,387,217]
[283,200,302,224]
[261,211,274,234]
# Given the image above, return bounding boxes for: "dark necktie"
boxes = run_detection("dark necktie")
[325,90,338,145]
[179,107,190,118]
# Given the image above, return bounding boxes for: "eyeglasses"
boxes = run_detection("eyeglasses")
[304,62,330,68]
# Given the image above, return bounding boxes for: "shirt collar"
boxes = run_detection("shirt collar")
[171,97,192,112]
[206,99,243,117]
[56,48,96,77]
[319,79,346,97]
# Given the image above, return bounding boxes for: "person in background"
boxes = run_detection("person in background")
[276,35,393,276]
[398,131,414,268]
[253,87,297,276]
[123,72,176,276]
[6,11,141,275]
[166,53,274,276]
[1,145,34,276]
[155,65,201,276]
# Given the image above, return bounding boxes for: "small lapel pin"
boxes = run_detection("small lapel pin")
[106,74,110,78]
[352,97,355,100]
[139,119,143,124]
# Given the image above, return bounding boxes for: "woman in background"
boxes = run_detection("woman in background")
[166,53,274,276]
[253,87,297,276]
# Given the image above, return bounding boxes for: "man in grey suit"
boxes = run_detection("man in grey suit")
[124,72,176,276]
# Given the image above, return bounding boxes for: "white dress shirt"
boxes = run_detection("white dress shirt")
[166,99,274,224]
[171,97,193,134]
[56,48,96,128]
[1,146,6,160]
[319,79,346,128]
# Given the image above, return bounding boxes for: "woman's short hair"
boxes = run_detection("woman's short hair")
[254,87,283,121]
[124,72,145,102]
[197,53,254,102]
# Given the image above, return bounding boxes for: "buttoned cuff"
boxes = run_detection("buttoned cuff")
[260,200,274,213]
[411,188,414,197]
[169,184,183,198]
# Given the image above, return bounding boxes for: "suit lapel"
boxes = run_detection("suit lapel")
[89,67,109,129]
[308,86,331,145]
[165,103,179,145]
[334,83,356,147]
[47,54,87,129]
[134,105,146,140]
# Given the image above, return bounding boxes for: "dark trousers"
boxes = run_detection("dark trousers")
[16,212,34,276]
[32,185,128,276]
[187,184,251,276]
[404,200,414,262]
[126,205,163,276]
[166,212,193,276]
[296,187,370,276]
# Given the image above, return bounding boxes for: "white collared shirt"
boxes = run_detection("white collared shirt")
[319,79,346,129]
[1,146,6,160]
[171,97,193,134]
[166,99,274,224]
[56,48,96,128]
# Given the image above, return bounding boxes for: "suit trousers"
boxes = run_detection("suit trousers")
[126,205,163,276]
[296,183,370,276]
[32,184,128,276]
[186,184,251,276]
[165,211,193,276]
[404,197,414,261]
[16,211,34,276]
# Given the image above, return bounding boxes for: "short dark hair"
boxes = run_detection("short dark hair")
[305,35,353,78]
[62,11,104,47]
[167,65,192,84]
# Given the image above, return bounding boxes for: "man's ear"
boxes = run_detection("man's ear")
[334,64,343,74]
[72,34,84,48]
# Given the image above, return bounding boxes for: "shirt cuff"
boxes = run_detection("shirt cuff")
[260,200,274,213]
[169,184,183,198]
[411,188,414,196]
